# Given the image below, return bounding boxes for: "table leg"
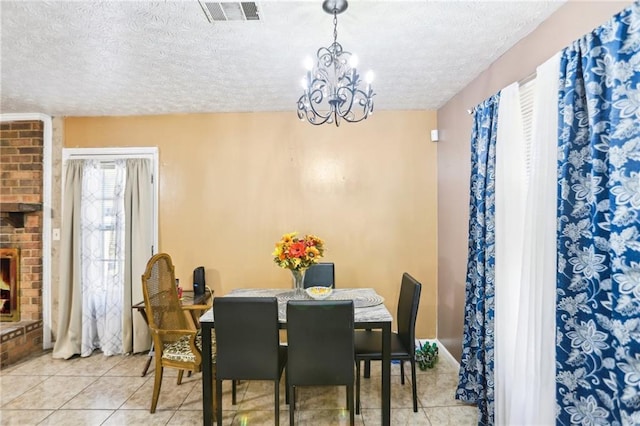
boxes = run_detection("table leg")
[202,324,213,426]
[140,351,153,377]
[134,307,152,377]
[381,322,391,426]
[141,344,153,377]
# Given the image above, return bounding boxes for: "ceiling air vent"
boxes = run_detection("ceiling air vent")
[198,1,261,22]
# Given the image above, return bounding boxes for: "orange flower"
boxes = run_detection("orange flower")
[289,241,306,258]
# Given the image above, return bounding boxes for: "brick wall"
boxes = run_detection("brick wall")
[0,120,44,322]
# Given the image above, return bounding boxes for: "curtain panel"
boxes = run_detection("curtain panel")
[456,92,501,426]
[124,158,153,354]
[52,160,84,359]
[556,4,640,425]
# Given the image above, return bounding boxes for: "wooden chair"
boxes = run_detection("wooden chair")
[355,272,422,413]
[141,252,216,413]
[213,296,288,426]
[286,300,355,425]
[303,262,335,288]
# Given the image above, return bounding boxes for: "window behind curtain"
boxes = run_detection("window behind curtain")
[98,162,125,278]
[519,78,536,183]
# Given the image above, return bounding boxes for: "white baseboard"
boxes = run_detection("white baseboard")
[416,338,460,369]
[435,339,460,368]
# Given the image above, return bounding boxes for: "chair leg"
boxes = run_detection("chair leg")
[150,364,163,413]
[400,360,405,385]
[289,385,296,425]
[364,360,371,378]
[212,368,218,423]
[177,369,184,385]
[216,379,223,426]
[285,370,290,404]
[232,380,237,405]
[411,359,418,412]
[345,384,348,409]
[274,380,280,425]
[355,360,361,415]
[347,384,354,426]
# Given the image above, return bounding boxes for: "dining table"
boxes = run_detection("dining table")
[199,287,394,426]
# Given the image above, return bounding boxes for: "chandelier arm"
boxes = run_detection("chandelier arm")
[297,100,332,126]
[337,88,375,123]
[346,105,375,123]
[308,89,331,118]
[297,87,335,126]
[335,87,356,118]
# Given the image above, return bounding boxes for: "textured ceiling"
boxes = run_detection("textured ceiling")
[0,0,566,117]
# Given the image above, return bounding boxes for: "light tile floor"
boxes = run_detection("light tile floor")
[0,349,477,425]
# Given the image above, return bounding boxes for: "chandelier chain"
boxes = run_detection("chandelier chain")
[333,10,338,45]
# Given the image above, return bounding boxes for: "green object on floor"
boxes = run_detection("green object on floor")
[416,341,439,370]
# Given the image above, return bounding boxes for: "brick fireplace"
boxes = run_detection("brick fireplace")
[0,120,44,368]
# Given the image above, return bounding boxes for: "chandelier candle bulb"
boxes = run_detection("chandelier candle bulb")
[304,56,314,70]
[365,70,374,84]
[366,71,373,90]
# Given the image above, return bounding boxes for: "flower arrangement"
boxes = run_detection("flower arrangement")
[272,232,325,271]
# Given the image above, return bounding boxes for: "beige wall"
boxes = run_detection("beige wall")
[436,1,632,361]
[63,110,439,338]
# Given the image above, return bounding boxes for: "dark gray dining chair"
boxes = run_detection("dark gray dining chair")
[213,297,287,426]
[286,300,355,425]
[303,262,335,288]
[355,272,422,413]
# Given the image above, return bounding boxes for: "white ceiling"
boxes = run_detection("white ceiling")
[0,0,566,117]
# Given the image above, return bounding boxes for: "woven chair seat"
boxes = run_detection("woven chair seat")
[162,331,217,363]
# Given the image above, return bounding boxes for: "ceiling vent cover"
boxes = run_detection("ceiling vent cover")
[199,1,261,22]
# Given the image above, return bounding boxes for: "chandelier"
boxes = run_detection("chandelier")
[297,0,375,127]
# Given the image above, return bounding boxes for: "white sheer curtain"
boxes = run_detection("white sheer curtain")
[506,52,560,426]
[494,82,528,426]
[81,160,126,356]
[494,53,560,424]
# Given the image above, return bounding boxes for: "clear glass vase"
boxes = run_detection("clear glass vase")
[291,269,306,297]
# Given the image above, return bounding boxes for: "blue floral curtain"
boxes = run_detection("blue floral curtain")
[456,93,500,425]
[556,4,640,425]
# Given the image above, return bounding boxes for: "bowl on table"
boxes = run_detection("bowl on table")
[305,286,333,300]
